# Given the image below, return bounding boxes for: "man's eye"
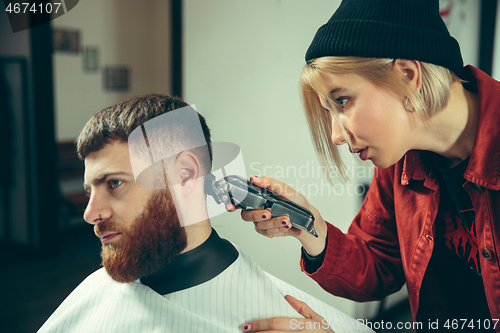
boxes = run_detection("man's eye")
[109,180,123,189]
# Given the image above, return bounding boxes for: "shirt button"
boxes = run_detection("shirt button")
[470,183,484,193]
[481,247,494,261]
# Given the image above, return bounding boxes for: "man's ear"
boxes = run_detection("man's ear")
[172,152,201,194]
[393,59,422,93]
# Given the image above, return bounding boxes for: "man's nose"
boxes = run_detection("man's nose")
[83,194,107,225]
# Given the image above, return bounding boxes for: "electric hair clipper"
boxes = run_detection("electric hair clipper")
[206,174,317,237]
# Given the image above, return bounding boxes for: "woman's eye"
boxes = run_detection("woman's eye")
[335,97,348,109]
[109,180,123,189]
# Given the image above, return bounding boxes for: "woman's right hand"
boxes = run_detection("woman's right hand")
[227,176,328,256]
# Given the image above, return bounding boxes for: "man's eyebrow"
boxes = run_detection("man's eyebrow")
[83,172,131,192]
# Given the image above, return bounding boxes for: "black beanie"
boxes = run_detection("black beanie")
[305,0,464,75]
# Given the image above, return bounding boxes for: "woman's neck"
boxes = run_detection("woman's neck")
[414,82,479,168]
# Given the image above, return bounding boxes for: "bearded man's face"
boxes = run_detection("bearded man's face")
[84,142,187,283]
[95,189,186,283]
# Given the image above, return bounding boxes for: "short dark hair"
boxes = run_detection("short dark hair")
[76,94,212,172]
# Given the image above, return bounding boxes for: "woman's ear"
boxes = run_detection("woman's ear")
[393,59,422,93]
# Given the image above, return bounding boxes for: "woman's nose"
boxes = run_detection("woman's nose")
[332,129,346,145]
[331,118,347,145]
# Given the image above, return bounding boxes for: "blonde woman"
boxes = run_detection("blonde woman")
[234,0,499,331]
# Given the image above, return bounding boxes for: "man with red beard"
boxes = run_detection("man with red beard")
[38,94,371,333]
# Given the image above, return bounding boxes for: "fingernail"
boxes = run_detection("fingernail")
[243,324,251,331]
[285,224,291,229]
[281,219,287,225]
[261,213,269,220]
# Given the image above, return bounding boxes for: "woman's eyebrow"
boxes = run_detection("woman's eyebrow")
[328,88,346,98]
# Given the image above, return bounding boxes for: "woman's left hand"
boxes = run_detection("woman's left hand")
[242,295,335,332]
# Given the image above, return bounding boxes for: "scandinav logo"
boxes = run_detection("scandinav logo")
[4,0,80,33]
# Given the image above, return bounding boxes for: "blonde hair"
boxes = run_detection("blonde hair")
[300,57,461,183]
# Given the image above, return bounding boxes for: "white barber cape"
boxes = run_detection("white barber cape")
[38,231,372,332]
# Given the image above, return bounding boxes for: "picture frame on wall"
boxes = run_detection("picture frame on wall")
[53,29,80,53]
[103,66,130,91]
[82,47,99,72]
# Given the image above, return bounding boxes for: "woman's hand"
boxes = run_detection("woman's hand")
[242,295,335,332]
[226,176,327,256]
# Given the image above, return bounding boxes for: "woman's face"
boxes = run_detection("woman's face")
[317,71,415,169]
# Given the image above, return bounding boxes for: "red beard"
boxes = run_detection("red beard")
[94,189,187,283]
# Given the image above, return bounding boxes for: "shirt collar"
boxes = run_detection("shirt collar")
[401,66,500,190]
[140,228,239,295]
[401,150,431,186]
[461,66,500,190]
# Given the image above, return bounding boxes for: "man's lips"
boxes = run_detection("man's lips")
[100,232,122,244]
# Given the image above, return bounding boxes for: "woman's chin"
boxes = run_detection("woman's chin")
[370,157,394,169]
[372,154,405,169]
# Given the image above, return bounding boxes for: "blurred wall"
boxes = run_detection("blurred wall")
[493,1,500,79]
[440,0,481,68]
[52,0,172,141]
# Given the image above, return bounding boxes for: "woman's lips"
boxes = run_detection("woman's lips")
[359,147,369,161]
[100,232,122,244]
[350,147,369,161]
